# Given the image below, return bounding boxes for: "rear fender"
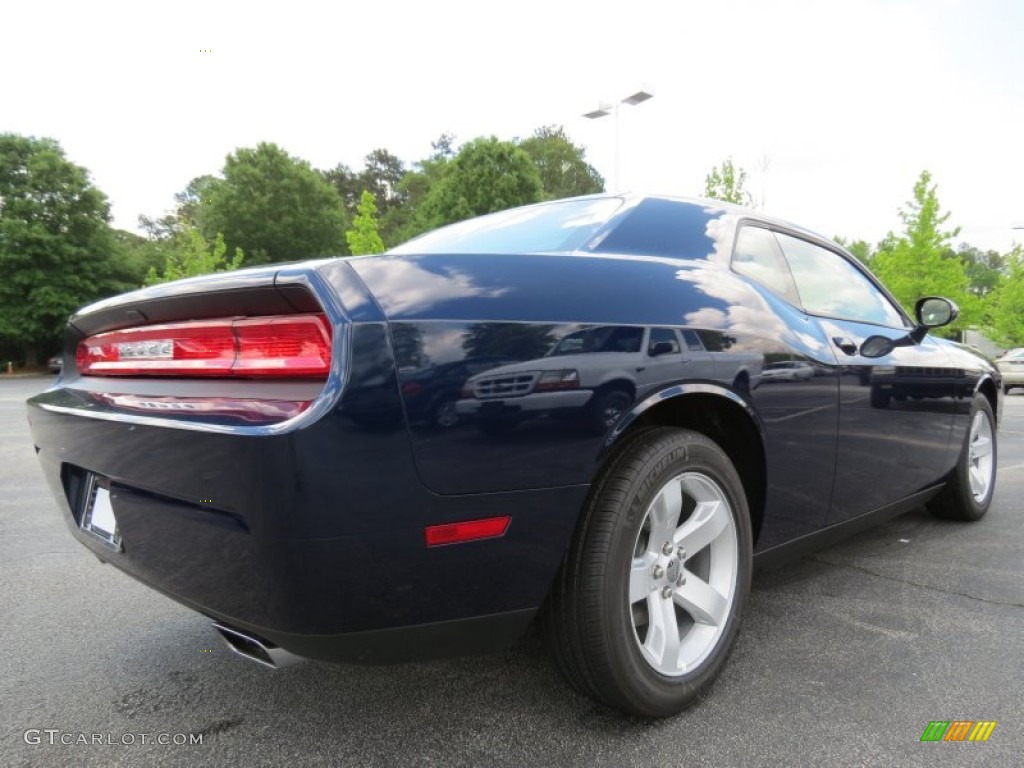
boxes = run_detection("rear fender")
[599,382,766,462]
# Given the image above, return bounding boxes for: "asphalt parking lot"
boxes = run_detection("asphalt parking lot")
[2,376,1021,767]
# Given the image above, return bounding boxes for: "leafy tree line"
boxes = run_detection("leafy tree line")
[4,128,1022,365]
[835,170,1024,348]
[143,125,604,268]
[0,135,137,364]
[1,128,602,363]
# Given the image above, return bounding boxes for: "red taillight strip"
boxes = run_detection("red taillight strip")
[424,516,511,547]
[76,314,331,378]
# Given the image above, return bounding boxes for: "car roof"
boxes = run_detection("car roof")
[587,192,833,247]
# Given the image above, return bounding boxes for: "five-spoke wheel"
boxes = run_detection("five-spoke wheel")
[929,393,998,521]
[543,427,751,717]
[629,473,738,676]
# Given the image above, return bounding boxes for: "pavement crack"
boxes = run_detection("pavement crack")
[805,556,1024,609]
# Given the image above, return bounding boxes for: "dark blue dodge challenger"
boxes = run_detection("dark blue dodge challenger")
[28,195,1001,717]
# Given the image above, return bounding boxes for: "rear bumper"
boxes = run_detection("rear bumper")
[28,398,585,658]
[28,307,587,663]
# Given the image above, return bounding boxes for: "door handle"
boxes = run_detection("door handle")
[635,367,646,372]
[832,336,858,356]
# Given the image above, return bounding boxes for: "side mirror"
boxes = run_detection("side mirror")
[859,336,895,359]
[915,296,958,328]
[650,341,675,357]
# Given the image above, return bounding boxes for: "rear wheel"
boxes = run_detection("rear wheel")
[542,427,752,717]
[928,394,997,521]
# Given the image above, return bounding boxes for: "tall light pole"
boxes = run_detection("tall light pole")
[583,88,654,191]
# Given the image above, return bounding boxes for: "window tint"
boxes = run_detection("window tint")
[731,226,800,304]
[775,232,907,327]
[681,330,705,352]
[648,328,681,355]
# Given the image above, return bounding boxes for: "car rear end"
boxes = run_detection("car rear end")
[27,259,571,665]
[996,349,1024,392]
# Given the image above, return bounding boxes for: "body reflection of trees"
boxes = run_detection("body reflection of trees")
[462,323,556,360]
[391,323,426,368]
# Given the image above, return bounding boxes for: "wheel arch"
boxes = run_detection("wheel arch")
[595,384,768,544]
[975,375,999,423]
[593,376,637,399]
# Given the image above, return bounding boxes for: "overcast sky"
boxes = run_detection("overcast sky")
[3,0,1022,252]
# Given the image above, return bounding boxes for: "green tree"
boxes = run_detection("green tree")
[360,149,406,215]
[385,134,456,244]
[987,245,1024,346]
[202,143,347,265]
[144,225,243,285]
[462,323,556,360]
[703,158,753,206]
[0,134,130,363]
[834,236,874,266]
[139,175,217,241]
[519,125,604,200]
[322,162,362,215]
[345,190,385,255]
[418,137,544,229]
[324,149,408,246]
[111,228,168,285]
[956,243,1005,298]
[870,171,973,333]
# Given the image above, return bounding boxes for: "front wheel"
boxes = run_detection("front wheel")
[928,394,997,521]
[542,427,752,717]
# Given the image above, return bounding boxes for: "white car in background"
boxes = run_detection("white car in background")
[760,360,814,382]
[996,348,1024,393]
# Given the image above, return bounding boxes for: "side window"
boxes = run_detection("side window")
[648,328,681,356]
[681,330,705,352]
[731,226,800,304]
[775,232,907,327]
[601,326,643,353]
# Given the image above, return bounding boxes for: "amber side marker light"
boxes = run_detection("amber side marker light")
[425,516,511,547]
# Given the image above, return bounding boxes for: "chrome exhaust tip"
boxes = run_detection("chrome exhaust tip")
[212,622,304,669]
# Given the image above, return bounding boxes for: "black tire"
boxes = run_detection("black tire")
[541,427,752,718]
[870,386,891,409]
[585,387,632,435]
[928,394,997,521]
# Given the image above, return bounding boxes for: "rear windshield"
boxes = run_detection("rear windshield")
[388,198,623,255]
